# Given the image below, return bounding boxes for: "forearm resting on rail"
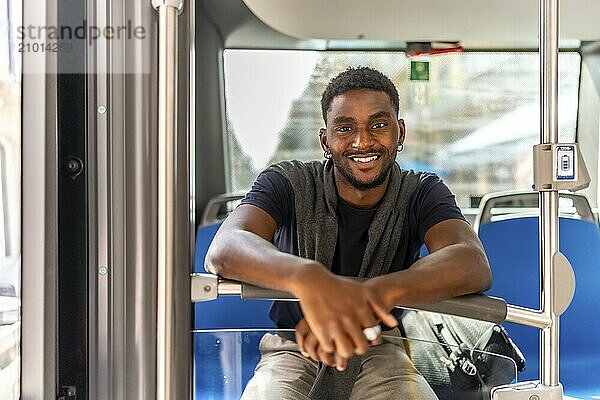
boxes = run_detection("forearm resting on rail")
[367,242,492,310]
[205,224,398,358]
[205,227,325,295]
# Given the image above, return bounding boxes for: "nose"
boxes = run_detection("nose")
[352,126,375,150]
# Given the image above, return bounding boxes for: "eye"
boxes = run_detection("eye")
[335,126,352,133]
[371,122,387,129]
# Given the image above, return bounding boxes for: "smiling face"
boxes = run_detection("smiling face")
[320,89,405,193]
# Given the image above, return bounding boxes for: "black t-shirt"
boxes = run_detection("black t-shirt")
[240,169,465,328]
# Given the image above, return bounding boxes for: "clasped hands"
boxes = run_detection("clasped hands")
[292,270,398,371]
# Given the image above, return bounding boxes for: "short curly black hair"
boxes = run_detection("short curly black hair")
[320,66,399,124]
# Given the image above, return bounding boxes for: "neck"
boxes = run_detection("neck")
[333,169,389,209]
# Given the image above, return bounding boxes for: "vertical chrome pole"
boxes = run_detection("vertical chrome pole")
[157,3,176,399]
[22,1,58,397]
[539,0,560,387]
[153,1,184,399]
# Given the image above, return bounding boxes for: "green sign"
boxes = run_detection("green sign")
[410,60,430,81]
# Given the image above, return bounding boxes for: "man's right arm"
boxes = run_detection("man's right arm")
[205,204,397,362]
[205,203,322,295]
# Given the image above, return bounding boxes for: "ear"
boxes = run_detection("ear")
[398,119,406,145]
[319,127,329,152]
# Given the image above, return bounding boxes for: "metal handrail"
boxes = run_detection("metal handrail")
[192,273,558,332]
[539,0,560,387]
[191,274,512,325]
[153,1,184,399]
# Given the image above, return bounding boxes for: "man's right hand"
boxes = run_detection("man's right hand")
[290,264,397,359]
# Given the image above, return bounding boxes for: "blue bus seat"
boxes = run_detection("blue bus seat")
[479,216,600,397]
[193,221,275,399]
[193,222,276,330]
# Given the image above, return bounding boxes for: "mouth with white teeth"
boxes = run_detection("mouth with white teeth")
[348,154,381,164]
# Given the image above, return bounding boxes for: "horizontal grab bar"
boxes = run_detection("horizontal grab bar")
[191,273,508,324]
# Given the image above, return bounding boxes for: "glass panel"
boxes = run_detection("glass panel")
[192,329,517,400]
[0,0,22,399]
[223,50,580,208]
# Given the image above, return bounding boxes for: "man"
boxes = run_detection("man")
[206,67,491,399]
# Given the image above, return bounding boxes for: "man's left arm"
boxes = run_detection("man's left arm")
[296,219,492,366]
[365,218,492,310]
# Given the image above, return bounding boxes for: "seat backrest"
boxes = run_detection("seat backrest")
[479,216,600,385]
[193,222,276,330]
[473,191,596,232]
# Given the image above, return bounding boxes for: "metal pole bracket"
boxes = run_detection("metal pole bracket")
[552,252,576,316]
[533,143,591,192]
[152,0,184,13]
[191,273,219,302]
[491,381,563,399]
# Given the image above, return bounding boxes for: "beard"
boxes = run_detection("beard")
[331,152,395,192]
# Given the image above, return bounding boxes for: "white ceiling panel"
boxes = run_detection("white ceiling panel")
[242,0,598,43]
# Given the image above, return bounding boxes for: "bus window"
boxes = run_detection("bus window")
[0,0,22,398]
[223,50,580,210]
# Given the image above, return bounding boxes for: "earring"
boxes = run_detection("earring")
[324,151,332,159]
[397,144,404,153]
